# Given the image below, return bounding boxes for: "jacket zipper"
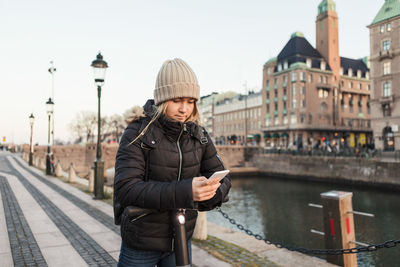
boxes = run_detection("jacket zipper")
[176,124,185,181]
[130,213,148,223]
[173,123,186,251]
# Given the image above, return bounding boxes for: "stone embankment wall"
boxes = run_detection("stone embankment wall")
[22,144,246,178]
[253,154,400,188]
[22,144,118,178]
[23,144,247,178]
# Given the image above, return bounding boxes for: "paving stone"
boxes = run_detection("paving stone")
[5,159,117,266]
[0,176,47,266]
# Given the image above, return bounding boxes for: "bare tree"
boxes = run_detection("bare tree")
[68,111,98,143]
[102,114,126,143]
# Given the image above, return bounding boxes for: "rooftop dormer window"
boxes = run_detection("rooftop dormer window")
[306,58,312,68]
[348,68,353,77]
[321,61,326,71]
[284,61,288,70]
[357,70,362,78]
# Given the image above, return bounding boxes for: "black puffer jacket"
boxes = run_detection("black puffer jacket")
[114,100,231,252]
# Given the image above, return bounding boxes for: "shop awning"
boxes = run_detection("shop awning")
[254,134,261,139]
[264,133,271,138]
[272,133,279,138]
[280,133,289,138]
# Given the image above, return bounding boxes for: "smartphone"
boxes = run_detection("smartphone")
[208,170,230,183]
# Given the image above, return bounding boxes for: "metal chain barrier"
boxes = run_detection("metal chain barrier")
[216,207,400,255]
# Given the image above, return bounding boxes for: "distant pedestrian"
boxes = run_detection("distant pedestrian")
[50,154,55,175]
[114,58,231,266]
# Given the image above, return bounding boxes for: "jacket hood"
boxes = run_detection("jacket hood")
[123,99,155,124]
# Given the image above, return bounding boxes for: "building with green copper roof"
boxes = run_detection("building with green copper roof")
[370,0,400,25]
[261,0,372,150]
[318,0,336,15]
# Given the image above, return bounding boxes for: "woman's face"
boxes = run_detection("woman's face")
[165,97,195,122]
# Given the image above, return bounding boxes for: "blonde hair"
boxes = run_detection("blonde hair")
[127,100,200,146]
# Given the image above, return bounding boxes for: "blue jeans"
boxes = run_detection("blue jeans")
[117,241,192,267]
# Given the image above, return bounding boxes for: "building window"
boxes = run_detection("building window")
[283,101,287,109]
[284,61,288,69]
[358,83,362,90]
[300,72,306,81]
[349,96,354,113]
[383,40,391,51]
[382,104,391,117]
[267,92,270,99]
[309,74,313,83]
[265,118,271,127]
[274,102,278,111]
[383,81,391,97]
[291,72,297,82]
[308,114,312,124]
[348,119,353,127]
[380,25,385,33]
[383,62,391,75]
[292,85,297,108]
[283,116,288,125]
[290,114,296,124]
[318,89,328,98]
[319,75,323,83]
[387,23,392,32]
[267,104,270,113]
[300,114,306,123]
[274,116,279,125]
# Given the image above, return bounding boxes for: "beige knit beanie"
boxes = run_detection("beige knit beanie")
[154,58,200,105]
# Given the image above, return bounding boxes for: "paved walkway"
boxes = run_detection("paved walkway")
[0,152,230,267]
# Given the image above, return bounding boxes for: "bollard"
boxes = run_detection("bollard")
[88,169,94,193]
[39,158,46,170]
[34,157,39,167]
[321,191,357,267]
[193,212,207,240]
[68,163,76,183]
[55,161,62,177]
[173,209,190,267]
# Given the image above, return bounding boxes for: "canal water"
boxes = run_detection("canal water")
[208,176,400,267]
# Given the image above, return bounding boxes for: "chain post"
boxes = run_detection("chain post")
[321,191,357,267]
[216,208,399,256]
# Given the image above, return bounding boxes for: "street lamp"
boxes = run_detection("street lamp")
[48,61,57,146]
[45,98,54,175]
[91,52,108,199]
[29,113,35,166]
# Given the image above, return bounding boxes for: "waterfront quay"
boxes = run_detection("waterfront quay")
[0,151,342,267]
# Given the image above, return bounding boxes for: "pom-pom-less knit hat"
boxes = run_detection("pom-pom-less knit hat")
[154,58,200,105]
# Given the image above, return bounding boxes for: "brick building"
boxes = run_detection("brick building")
[262,0,372,149]
[213,92,263,145]
[369,0,400,151]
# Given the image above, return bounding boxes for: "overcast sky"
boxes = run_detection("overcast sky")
[0,0,383,145]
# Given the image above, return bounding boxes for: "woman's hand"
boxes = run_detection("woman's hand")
[192,176,221,201]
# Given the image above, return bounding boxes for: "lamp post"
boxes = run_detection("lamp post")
[45,98,54,175]
[48,61,57,146]
[29,113,35,166]
[91,52,108,199]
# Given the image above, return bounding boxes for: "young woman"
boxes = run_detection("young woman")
[114,58,231,267]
